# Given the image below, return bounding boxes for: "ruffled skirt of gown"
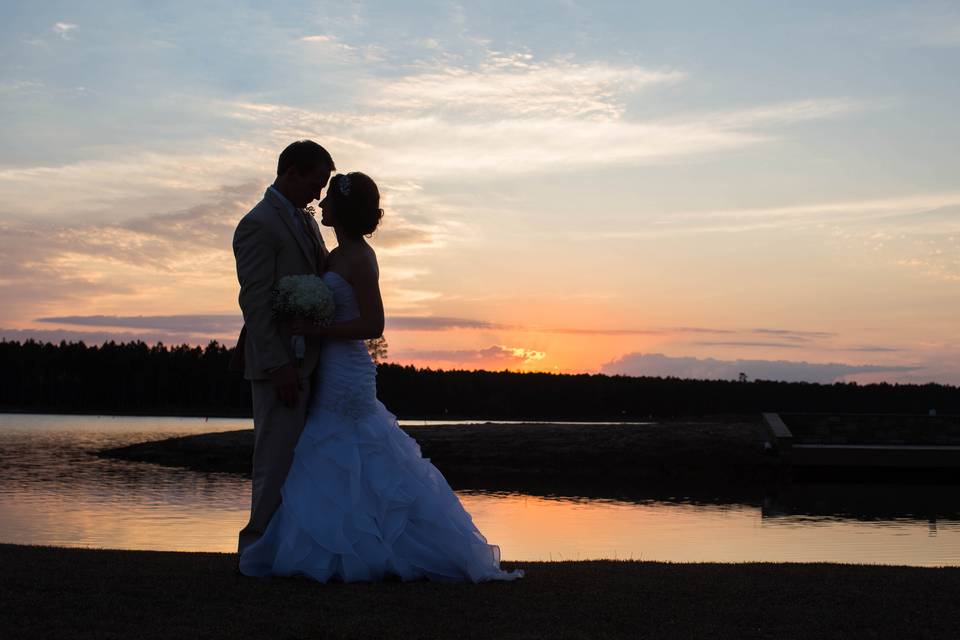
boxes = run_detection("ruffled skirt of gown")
[239,336,523,583]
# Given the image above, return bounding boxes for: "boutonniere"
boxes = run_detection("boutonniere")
[304,205,317,218]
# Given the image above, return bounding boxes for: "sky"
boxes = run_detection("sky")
[1,1,959,384]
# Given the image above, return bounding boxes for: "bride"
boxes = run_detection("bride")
[238,172,523,583]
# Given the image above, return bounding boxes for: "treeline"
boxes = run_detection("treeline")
[2,339,959,419]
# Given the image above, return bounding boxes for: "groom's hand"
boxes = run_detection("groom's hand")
[269,363,301,408]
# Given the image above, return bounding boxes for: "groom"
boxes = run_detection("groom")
[231,140,335,554]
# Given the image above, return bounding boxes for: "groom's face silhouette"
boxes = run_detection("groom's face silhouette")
[282,165,332,209]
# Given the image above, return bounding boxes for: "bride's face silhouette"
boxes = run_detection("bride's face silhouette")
[318,194,337,228]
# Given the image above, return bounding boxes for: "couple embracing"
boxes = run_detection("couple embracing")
[231,140,522,583]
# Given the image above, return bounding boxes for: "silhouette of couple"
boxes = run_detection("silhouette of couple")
[231,141,521,583]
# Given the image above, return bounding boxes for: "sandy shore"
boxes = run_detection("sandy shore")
[2,544,958,639]
[98,419,781,503]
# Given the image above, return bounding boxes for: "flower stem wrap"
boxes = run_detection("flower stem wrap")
[272,275,336,366]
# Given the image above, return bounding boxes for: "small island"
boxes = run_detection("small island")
[98,418,780,504]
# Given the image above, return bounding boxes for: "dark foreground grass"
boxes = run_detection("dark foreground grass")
[3,544,959,639]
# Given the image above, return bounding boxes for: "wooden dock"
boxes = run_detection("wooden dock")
[763,412,960,469]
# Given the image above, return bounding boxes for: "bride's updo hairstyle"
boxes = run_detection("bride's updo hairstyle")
[329,172,383,237]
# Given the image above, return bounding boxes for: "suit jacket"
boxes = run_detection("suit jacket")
[229,188,328,380]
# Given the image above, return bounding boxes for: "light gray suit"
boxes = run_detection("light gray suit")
[232,187,328,553]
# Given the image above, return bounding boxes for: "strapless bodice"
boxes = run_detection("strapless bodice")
[323,271,361,323]
[309,271,376,419]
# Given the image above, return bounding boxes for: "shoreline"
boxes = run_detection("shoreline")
[0,408,253,419]
[3,544,958,639]
[0,408,755,422]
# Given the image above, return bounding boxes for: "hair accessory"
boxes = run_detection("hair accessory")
[338,174,352,197]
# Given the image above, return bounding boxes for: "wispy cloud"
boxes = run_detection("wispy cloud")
[0,183,261,325]
[395,344,547,366]
[601,193,960,238]
[0,80,45,95]
[0,51,863,331]
[387,316,505,331]
[751,328,835,341]
[36,314,242,334]
[298,33,386,61]
[0,145,272,218]
[52,22,77,39]
[229,98,848,180]
[300,35,337,43]
[27,312,839,346]
[694,341,806,349]
[225,52,857,180]
[373,54,684,119]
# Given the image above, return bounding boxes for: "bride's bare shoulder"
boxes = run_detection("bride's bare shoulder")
[331,241,378,281]
[350,242,379,278]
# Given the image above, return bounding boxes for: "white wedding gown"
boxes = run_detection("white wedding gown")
[239,271,523,583]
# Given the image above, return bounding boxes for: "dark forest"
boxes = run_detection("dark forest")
[2,340,957,419]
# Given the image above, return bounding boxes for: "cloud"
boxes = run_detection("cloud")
[26,312,795,340]
[386,316,505,331]
[702,99,858,129]
[229,99,833,180]
[691,329,836,349]
[601,352,920,384]
[384,316,684,334]
[0,47,881,360]
[386,319,831,341]
[395,345,546,366]
[535,325,731,336]
[30,313,498,336]
[226,52,857,180]
[298,33,374,60]
[596,191,960,285]
[36,314,242,334]
[52,22,77,39]
[0,80,45,95]
[751,328,835,340]
[694,341,806,349]
[0,145,271,218]
[373,54,684,119]
[0,183,261,325]
[826,202,960,282]
[694,340,905,353]
[0,52,861,327]
[602,193,960,238]
[26,307,845,359]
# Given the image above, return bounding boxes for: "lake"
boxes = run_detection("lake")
[2,414,959,566]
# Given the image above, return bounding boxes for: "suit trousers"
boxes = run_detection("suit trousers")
[237,375,312,553]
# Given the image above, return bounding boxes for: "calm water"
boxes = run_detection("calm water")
[2,414,959,566]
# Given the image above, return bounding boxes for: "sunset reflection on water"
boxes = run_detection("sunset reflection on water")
[1,414,959,566]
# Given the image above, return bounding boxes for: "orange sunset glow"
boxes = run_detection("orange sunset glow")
[2,4,959,385]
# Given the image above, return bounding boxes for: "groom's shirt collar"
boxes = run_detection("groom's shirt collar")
[267,185,301,221]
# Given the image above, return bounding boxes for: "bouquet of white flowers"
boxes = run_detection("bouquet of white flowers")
[272,274,335,365]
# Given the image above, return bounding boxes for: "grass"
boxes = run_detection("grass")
[3,544,959,639]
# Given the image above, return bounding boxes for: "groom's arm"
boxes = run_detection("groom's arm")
[233,216,289,374]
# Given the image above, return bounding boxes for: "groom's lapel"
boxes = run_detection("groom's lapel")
[267,191,318,271]
[307,215,327,273]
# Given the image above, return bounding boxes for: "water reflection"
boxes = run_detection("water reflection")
[1,414,960,565]
[763,483,960,522]
[460,492,960,565]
